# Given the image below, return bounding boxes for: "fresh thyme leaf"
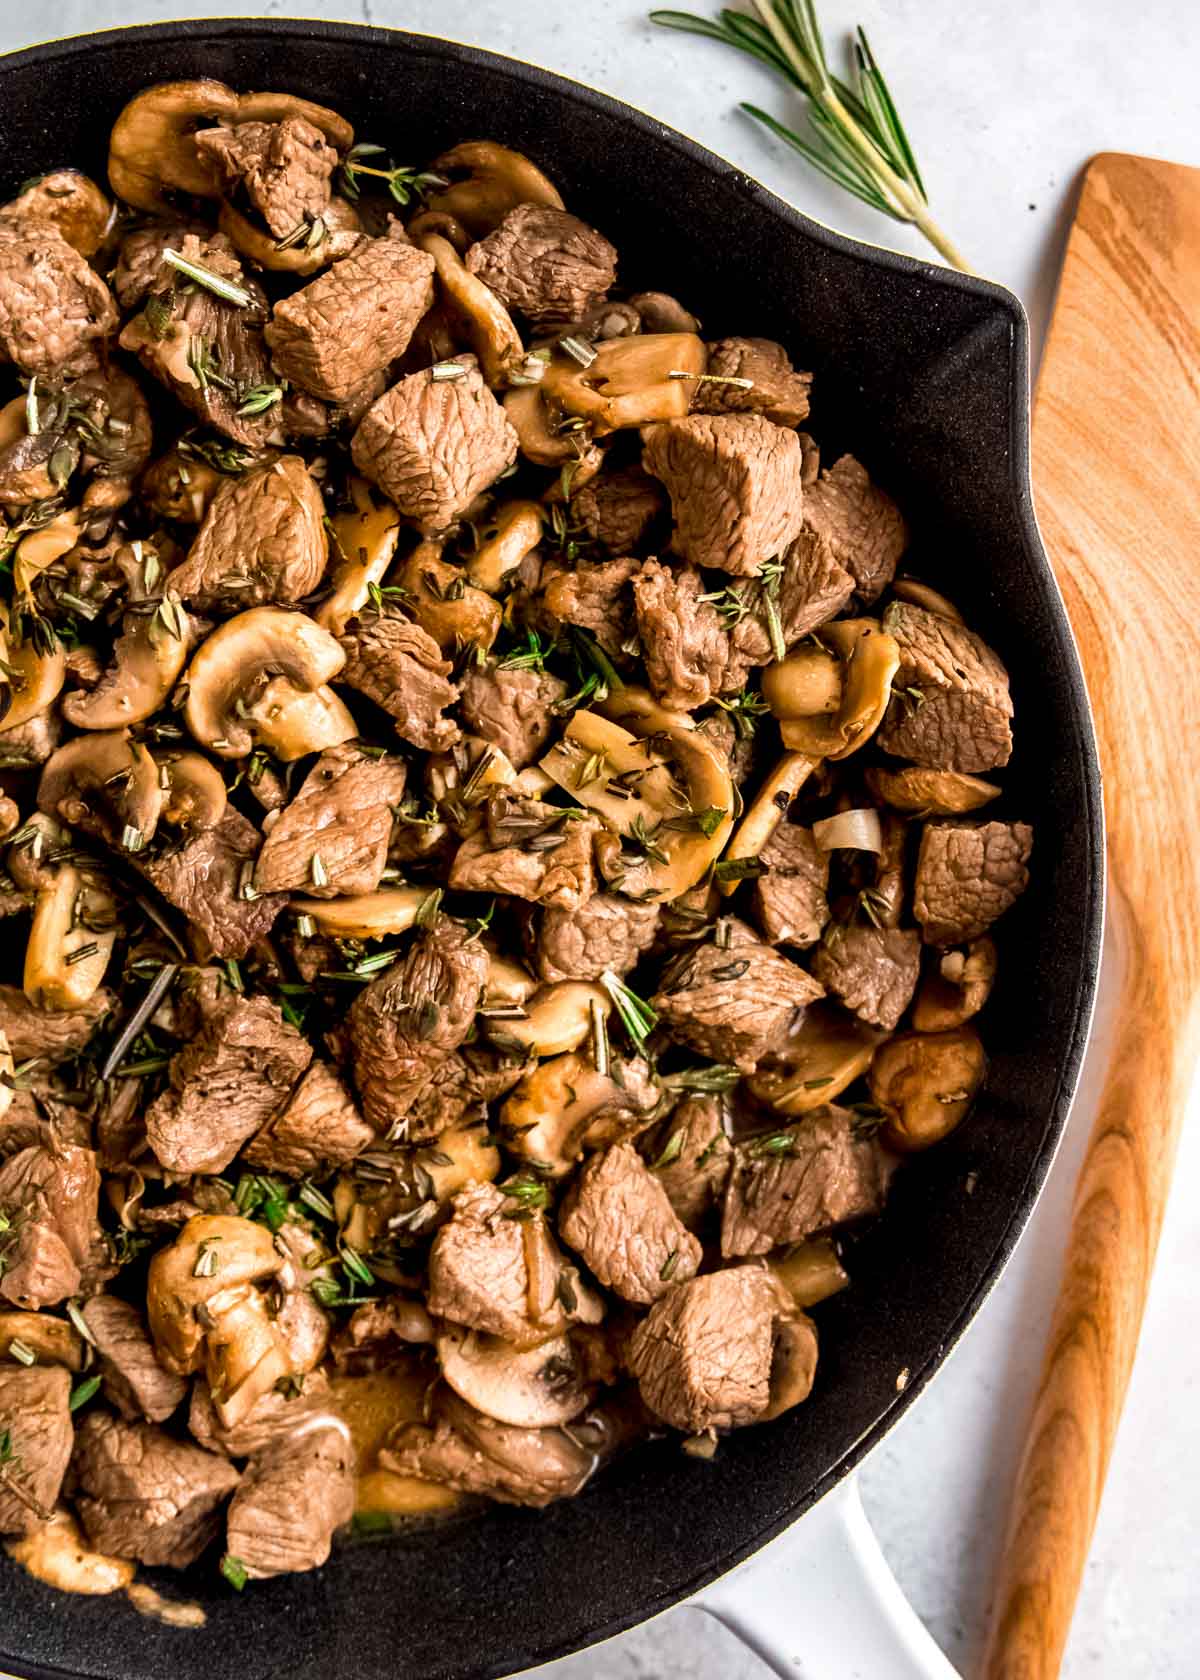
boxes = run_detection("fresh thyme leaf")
[502,1172,550,1212]
[69,1374,102,1412]
[220,1554,249,1592]
[653,1129,685,1169]
[659,1247,681,1280]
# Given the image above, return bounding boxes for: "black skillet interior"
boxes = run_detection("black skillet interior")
[0,19,1103,1680]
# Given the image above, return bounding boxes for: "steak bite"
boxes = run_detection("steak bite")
[464,204,617,327]
[0,221,116,377]
[652,921,824,1071]
[692,336,812,428]
[243,1060,373,1177]
[337,613,460,751]
[633,560,733,711]
[140,809,288,961]
[81,1297,187,1424]
[536,893,660,983]
[402,1045,525,1143]
[801,451,907,604]
[646,1096,732,1230]
[0,1144,105,1310]
[265,236,436,401]
[459,662,567,769]
[877,600,1015,773]
[720,1106,886,1258]
[913,818,1033,946]
[558,1141,702,1305]
[538,555,643,659]
[0,983,110,1063]
[225,1418,354,1578]
[351,356,518,532]
[145,996,313,1176]
[345,917,489,1136]
[642,413,806,577]
[572,464,665,556]
[195,117,338,240]
[728,529,855,669]
[753,822,830,949]
[253,744,407,897]
[72,1411,239,1568]
[0,1365,73,1534]
[168,455,328,614]
[812,923,921,1031]
[449,795,599,912]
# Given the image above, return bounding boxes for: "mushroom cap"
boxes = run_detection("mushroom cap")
[62,602,192,730]
[417,231,525,388]
[289,886,431,941]
[146,1213,283,1375]
[426,141,564,237]
[747,1002,885,1114]
[436,1326,594,1428]
[0,169,114,258]
[182,605,348,759]
[38,730,163,850]
[157,750,228,832]
[108,79,241,212]
[777,618,900,760]
[869,1025,987,1152]
[864,765,1001,817]
[0,636,66,734]
[218,194,362,275]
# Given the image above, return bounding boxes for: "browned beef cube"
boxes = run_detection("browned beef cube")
[145,996,312,1175]
[0,983,111,1063]
[113,221,208,310]
[141,809,288,961]
[538,555,643,659]
[0,1144,104,1310]
[812,924,921,1031]
[572,465,665,556]
[450,797,598,913]
[721,1107,885,1257]
[402,1046,525,1145]
[338,613,460,751]
[642,413,806,577]
[464,204,617,327]
[801,452,906,604]
[693,336,812,428]
[633,559,733,711]
[459,663,567,769]
[653,921,824,1071]
[559,1140,701,1304]
[351,356,517,532]
[877,600,1014,772]
[913,819,1033,946]
[243,1060,373,1177]
[0,222,116,377]
[647,1096,733,1230]
[266,236,436,401]
[73,1412,239,1568]
[536,893,660,984]
[253,745,407,897]
[728,530,855,670]
[195,117,337,240]
[81,1297,187,1424]
[168,455,328,614]
[753,822,830,949]
[225,1419,354,1578]
[0,1365,73,1534]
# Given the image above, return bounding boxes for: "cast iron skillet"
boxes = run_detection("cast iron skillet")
[0,19,1103,1680]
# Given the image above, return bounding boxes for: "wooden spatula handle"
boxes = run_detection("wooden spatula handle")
[983,152,1200,1679]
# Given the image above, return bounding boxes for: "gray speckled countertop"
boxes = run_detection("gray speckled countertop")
[3,4,1199,1674]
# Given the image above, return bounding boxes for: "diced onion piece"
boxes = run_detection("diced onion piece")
[811,807,883,854]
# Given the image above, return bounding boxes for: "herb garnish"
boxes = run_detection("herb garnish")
[600,971,658,1052]
[162,248,255,308]
[220,1554,249,1591]
[337,145,446,206]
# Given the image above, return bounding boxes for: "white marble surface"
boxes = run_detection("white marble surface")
[4,4,1199,1675]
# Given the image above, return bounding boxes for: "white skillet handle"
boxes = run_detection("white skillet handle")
[695,1476,961,1679]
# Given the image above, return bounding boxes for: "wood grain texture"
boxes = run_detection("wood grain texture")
[983,152,1200,1680]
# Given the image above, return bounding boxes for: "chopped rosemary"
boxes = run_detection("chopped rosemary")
[559,335,597,368]
[590,996,610,1078]
[220,1554,249,1592]
[162,248,255,308]
[600,971,658,1052]
[501,1172,550,1212]
[310,852,329,888]
[662,1062,741,1094]
[192,1240,220,1279]
[713,856,766,882]
[297,1182,335,1222]
[120,824,145,853]
[659,1248,681,1280]
[430,361,467,382]
[8,1338,35,1366]
[65,1299,96,1347]
[65,941,100,967]
[236,383,284,416]
[339,1244,375,1287]
[667,369,754,387]
[414,887,443,929]
[653,1129,685,1169]
[68,1374,102,1412]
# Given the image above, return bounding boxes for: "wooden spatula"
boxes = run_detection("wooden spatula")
[982,152,1200,1679]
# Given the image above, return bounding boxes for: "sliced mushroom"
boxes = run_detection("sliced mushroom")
[24,861,117,1009]
[769,1239,849,1310]
[5,1508,136,1597]
[203,1283,292,1429]
[0,1310,85,1369]
[912,937,997,1032]
[61,599,192,730]
[182,606,354,761]
[425,141,564,237]
[12,508,85,595]
[890,577,964,621]
[38,731,163,851]
[436,1326,593,1428]
[396,544,502,653]
[485,981,609,1059]
[762,1312,819,1421]
[869,1025,987,1152]
[466,500,544,594]
[107,79,241,212]
[289,886,432,941]
[864,765,1001,816]
[503,385,605,472]
[541,333,706,434]
[716,751,820,898]
[315,477,402,636]
[483,951,539,1011]
[146,1214,283,1375]
[218,194,362,275]
[157,751,227,832]
[0,628,66,734]
[0,169,113,258]
[419,1124,502,1202]
[500,1051,657,1178]
[760,646,842,719]
[770,619,900,760]
[416,231,526,387]
[747,1003,886,1114]
[232,90,353,148]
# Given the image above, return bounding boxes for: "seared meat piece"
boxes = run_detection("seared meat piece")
[402,1046,526,1144]
[877,600,1014,773]
[0,707,61,767]
[145,996,312,1176]
[338,613,460,751]
[572,464,665,556]
[168,455,328,613]
[141,809,288,961]
[693,336,812,428]
[0,1144,104,1310]
[0,984,110,1063]
[647,1096,732,1229]
[382,1386,603,1508]
[428,1181,600,1343]
[721,1106,886,1257]
[0,1092,59,1160]
[72,1411,239,1568]
[538,554,642,659]
[0,1365,73,1534]
[728,530,855,669]
[81,1297,187,1424]
[753,822,829,949]
[0,222,116,377]
[119,233,283,451]
[913,819,1033,946]
[813,924,921,1031]
[642,413,806,577]
[536,893,660,983]
[351,356,518,532]
[558,1141,701,1305]
[188,1369,332,1459]
[464,204,617,327]
[450,796,599,911]
[627,1265,784,1432]
[253,745,407,897]
[345,917,489,1136]
[266,237,436,402]
[633,560,732,710]
[631,291,701,333]
[225,1417,354,1578]
[243,1060,373,1176]
[459,662,567,769]
[113,221,208,310]
[653,922,824,1071]
[801,451,906,605]
[195,117,337,239]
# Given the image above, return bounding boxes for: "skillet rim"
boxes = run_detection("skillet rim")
[0,17,1105,1680]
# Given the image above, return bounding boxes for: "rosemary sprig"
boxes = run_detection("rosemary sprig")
[162,248,256,307]
[649,1,969,271]
[601,970,658,1052]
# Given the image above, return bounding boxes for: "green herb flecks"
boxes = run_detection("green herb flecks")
[338,145,447,206]
[600,970,658,1053]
